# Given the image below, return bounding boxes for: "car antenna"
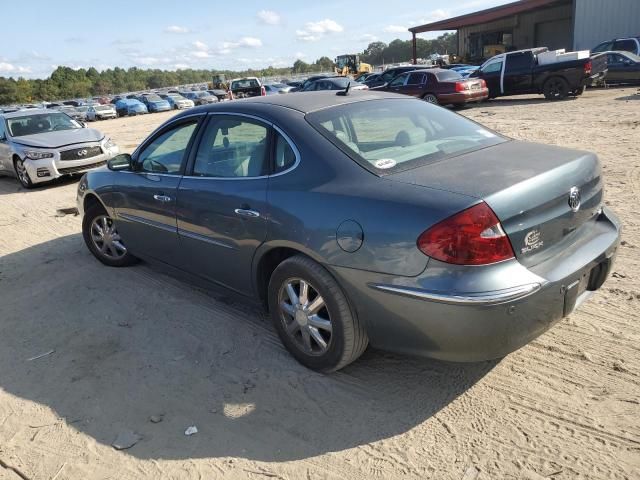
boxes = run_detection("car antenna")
[336,82,351,96]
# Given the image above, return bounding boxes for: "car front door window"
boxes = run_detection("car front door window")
[389,74,408,87]
[137,122,197,174]
[482,61,503,74]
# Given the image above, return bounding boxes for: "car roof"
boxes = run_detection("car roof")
[1,108,53,119]
[184,90,406,114]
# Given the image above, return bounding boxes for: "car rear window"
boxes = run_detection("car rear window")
[232,79,260,89]
[435,70,463,81]
[306,98,505,175]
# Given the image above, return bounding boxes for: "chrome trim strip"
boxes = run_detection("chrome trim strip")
[369,283,542,306]
[177,228,236,249]
[118,213,176,233]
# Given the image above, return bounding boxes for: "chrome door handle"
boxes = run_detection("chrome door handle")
[234,208,260,218]
[153,194,172,202]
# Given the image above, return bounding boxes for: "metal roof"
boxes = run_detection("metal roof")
[409,0,568,33]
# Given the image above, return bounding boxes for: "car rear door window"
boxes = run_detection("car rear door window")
[592,41,612,53]
[407,73,425,85]
[193,116,269,178]
[506,52,532,72]
[612,39,637,53]
[273,132,297,173]
[137,121,198,174]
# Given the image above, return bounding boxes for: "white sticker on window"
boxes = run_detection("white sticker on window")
[374,158,397,169]
[477,129,496,138]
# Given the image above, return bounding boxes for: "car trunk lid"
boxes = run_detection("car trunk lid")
[387,140,603,267]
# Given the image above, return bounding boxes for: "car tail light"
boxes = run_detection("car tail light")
[455,82,467,92]
[417,202,515,265]
[261,86,266,96]
[584,60,592,75]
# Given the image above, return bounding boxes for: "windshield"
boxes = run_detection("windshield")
[231,79,260,89]
[306,99,505,175]
[6,112,81,137]
[76,106,89,112]
[144,95,163,102]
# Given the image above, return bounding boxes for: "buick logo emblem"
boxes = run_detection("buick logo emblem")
[77,149,88,157]
[568,186,581,212]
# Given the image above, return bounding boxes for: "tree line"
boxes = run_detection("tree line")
[0,33,456,105]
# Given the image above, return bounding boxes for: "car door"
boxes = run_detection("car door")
[403,72,427,97]
[503,51,533,93]
[176,114,271,295]
[477,57,504,96]
[0,119,11,174]
[113,115,203,262]
[386,73,409,93]
[606,53,625,82]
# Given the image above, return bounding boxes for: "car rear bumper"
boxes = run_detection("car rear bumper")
[330,207,620,362]
[439,89,489,105]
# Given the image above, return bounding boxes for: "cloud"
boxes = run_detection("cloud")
[383,25,408,33]
[257,10,280,25]
[193,41,208,51]
[0,62,31,74]
[191,50,210,59]
[360,33,378,42]
[111,38,143,46]
[165,25,190,34]
[296,18,343,42]
[417,9,451,24]
[239,37,262,48]
[294,52,307,59]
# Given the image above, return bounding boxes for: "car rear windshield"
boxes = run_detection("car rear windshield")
[306,98,506,175]
[231,79,260,89]
[435,70,463,81]
[95,105,112,111]
[6,112,81,137]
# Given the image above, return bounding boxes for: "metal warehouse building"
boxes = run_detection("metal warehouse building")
[409,0,640,63]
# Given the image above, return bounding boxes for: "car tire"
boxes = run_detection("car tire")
[13,158,35,189]
[423,93,439,104]
[82,203,138,267]
[543,77,570,100]
[570,86,586,96]
[268,255,368,372]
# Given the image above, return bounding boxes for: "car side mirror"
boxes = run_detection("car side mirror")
[107,153,132,171]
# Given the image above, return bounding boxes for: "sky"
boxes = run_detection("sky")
[0,0,513,79]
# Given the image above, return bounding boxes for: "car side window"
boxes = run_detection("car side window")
[407,73,425,85]
[389,73,408,87]
[193,117,269,178]
[612,39,637,52]
[482,61,503,74]
[273,132,297,173]
[137,121,197,174]
[592,42,611,53]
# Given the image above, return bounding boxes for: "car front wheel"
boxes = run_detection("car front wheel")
[423,93,439,104]
[82,203,138,267]
[268,255,368,372]
[14,158,34,189]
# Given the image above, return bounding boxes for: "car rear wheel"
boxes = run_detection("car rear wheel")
[14,158,34,189]
[543,77,570,100]
[423,93,439,104]
[268,255,368,372]
[82,203,138,267]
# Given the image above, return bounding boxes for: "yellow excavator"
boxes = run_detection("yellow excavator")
[334,54,373,76]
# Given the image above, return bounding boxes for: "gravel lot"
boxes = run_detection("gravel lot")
[0,87,638,480]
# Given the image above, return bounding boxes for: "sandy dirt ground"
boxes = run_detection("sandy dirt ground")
[0,87,638,480]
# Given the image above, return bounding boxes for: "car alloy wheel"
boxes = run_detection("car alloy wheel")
[278,277,333,355]
[90,215,127,260]
[14,159,33,188]
[423,94,439,104]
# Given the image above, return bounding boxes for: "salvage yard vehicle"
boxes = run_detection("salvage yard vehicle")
[264,83,293,95]
[364,65,423,88]
[592,36,640,56]
[472,47,607,100]
[181,91,218,106]
[374,68,488,106]
[115,99,148,117]
[603,51,640,84]
[229,77,266,99]
[159,93,195,110]
[300,77,368,92]
[77,91,620,372]
[137,94,171,113]
[334,54,373,76]
[86,104,117,121]
[0,109,119,188]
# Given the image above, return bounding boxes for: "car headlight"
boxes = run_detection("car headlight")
[24,150,54,160]
[104,138,117,149]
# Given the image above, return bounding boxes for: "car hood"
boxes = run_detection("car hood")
[12,128,104,148]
